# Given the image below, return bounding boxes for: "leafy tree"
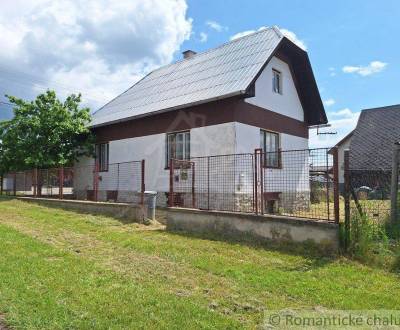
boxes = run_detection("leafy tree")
[0,90,94,172]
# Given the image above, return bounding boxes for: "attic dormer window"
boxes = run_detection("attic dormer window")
[272,69,282,94]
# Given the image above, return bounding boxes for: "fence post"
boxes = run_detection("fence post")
[192,162,196,208]
[343,149,351,251]
[141,159,145,205]
[332,147,340,224]
[259,149,264,215]
[0,174,3,195]
[13,172,17,196]
[207,157,210,210]
[169,159,174,207]
[33,169,38,197]
[390,142,400,224]
[59,166,64,199]
[93,162,99,202]
[254,149,258,215]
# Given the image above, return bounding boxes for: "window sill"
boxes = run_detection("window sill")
[263,166,282,170]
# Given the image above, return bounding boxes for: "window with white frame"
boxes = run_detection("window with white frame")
[166,131,190,167]
[272,69,282,94]
[95,143,109,172]
[260,130,280,168]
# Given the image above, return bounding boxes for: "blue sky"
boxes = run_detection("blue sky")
[181,0,400,147]
[0,0,398,148]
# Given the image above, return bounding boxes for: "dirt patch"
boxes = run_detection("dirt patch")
[0,315,10,330]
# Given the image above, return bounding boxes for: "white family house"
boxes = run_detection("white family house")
[75,26,327,209]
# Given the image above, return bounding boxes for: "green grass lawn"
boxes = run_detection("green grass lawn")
[0,197,399,329]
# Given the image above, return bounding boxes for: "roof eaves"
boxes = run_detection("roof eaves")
[89,89,247,128]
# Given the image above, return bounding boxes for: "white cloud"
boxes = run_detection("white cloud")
[199,32,208,43]
[329,67,336,77]
[230,26,267,41]
[342,61,387,76]
[0,0,192,110]
[323,98,335,107]
[279,28,307,50]
[230,26,307,50]
[205,20,226,32]
[309,108,360,148]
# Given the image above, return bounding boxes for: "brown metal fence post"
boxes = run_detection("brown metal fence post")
[169,159,174,207]
[33,169,38,197]
[390,142,400,224]
[332,147,340,224]
[258,149,264,215]
[59,166,64,199]
[13,172,17,196]
[141,159,145,205]
[325,151,330,220]
[207,157,210,210]
[254,149,258,215]
[93,162,99,202]
[0,174,3,195]
[344,149,351,251]
[192,162,196,208]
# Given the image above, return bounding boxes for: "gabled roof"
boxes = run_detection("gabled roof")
[92,26,326,128]
[350,104,400,170]
[335,130,354,147]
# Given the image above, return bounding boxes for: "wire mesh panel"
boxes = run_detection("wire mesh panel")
[97,161,144,203]
[398,160,400,221]
[262,148,334,220]
[170,159,195,208]
[1,160,145,205]
[2,173,15,195]
[73,164,96,200]
[37,168,61,197]
[169,148,335,221]
[15,171,34,196]
[61,167,74,199]
[349,169,391,223]
[170,154,255,213]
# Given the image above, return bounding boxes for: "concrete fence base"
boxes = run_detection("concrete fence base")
[167,208,339,251]
[19,197,147,223]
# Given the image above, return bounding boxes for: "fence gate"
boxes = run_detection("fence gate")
[169,159,195,208]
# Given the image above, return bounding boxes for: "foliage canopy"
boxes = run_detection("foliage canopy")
[0,90,94,172]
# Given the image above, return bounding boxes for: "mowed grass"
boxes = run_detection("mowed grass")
[0,197,399,329]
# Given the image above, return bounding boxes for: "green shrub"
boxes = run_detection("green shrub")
[349,212,389,265]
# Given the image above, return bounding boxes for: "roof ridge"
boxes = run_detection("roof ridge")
[150,26,279,74]
[94,27,279,116]
[361,104,400,112]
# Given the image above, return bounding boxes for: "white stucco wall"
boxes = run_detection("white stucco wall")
[234,122,309,195]
[235,122,308,153]
[245,56,304,121]
[74,123,237,198]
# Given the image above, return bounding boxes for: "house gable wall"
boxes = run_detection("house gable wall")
[245,56,304,122]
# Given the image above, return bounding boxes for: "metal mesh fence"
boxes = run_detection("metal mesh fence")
[170,148,336,221]
[348,169,391,223]
[398,160,400,221]
[2,160,145,205]
[170,154,255,213]
[266,148,334,221]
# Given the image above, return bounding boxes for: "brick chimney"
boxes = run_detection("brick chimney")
[182,50,197,59]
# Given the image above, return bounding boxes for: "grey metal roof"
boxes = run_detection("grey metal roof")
[91,27,283,127]
[350,104,400,170]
